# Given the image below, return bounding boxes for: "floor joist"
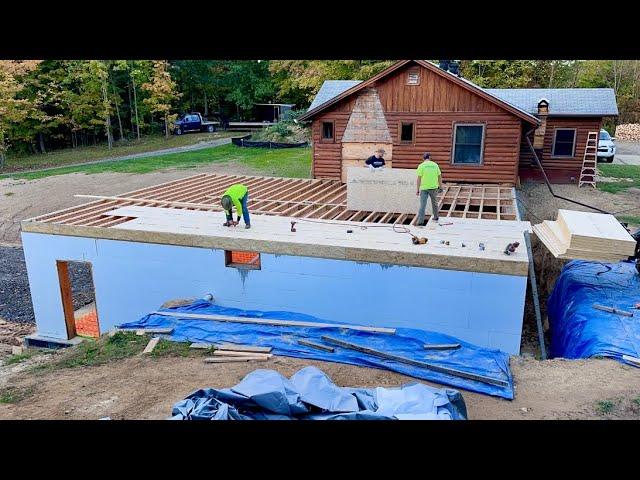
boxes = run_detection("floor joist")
[27,174,518,228]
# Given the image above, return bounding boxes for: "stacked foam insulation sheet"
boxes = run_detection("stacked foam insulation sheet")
[533,209,636,262]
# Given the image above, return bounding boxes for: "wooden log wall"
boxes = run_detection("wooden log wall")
[518,117,603,176]
[310,63,527,184]
[540,117,602,170]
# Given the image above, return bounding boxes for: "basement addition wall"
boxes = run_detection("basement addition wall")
[22,232,527,354]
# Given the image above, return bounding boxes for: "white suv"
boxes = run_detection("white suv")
[597,129,616,163]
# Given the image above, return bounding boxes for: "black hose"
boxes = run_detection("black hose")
[524,128,610,214]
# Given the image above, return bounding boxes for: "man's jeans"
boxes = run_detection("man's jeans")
[416,189,439,225]
[240,193,250,225]
[226,193,251,225]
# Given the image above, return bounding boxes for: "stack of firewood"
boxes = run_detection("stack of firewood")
[614,123,640,141]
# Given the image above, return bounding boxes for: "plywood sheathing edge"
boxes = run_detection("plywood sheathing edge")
[20,219,529,276]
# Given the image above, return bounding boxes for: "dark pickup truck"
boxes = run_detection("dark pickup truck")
[173,113,219,135]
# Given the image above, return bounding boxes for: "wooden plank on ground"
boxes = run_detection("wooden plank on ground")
[190,342,213,349]
[297,339,335,352]
[217,343,273,353]
[423,343,461,350]
[143,336,160,354]
[321,335,508,387]
[212,350,272,359]
[622,355,640,367]
[139,327,174,334]
[593,304,634,317]
[151,310,396,334]
[203,356,269,363]
[130,328,174,335]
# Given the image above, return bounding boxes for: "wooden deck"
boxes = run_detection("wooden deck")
[26,173,519,228]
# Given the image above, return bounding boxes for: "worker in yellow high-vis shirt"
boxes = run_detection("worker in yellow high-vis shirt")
[221,183,251,229]
[415,152,443,225]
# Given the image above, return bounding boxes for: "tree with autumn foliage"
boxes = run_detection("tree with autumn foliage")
[1,59,640,167]
[269,60,395,106]
[142,60,180,138]
[0,60,41,167]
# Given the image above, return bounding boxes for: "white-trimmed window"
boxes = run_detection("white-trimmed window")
[552,128,576,157]
[452,124,485,165]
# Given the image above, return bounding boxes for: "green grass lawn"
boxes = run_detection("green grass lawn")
[598,164,640,193]
[2,144,312,181]
[617,215,640,226]
[1,132,235,173]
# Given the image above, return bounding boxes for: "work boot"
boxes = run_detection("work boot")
[245,224,251,229]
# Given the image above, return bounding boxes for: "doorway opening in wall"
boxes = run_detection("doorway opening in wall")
[56,260,100,339]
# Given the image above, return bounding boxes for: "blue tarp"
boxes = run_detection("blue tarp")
[548,260,640,365]
[119,299,514,399]
[170,366,467,420]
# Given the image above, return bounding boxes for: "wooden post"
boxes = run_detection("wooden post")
[56,261,77,339]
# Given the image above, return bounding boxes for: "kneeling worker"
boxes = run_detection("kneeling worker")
[221,183,251,229]
[416,152,442,225]
[365,148,386,170]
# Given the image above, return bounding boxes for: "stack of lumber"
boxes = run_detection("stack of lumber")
[203,343,273,363]
[532,209,636,262]
[614,123,640,141]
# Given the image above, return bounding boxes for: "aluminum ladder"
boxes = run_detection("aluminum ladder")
[578,131,598,187]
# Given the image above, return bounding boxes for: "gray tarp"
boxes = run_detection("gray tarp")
[170,366,467,420]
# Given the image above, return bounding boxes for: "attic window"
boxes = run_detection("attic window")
[407,71,420,85]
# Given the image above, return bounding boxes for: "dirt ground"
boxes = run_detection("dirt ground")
[0,162,263,245]
[1,352,638,420]
[1,166,640,420]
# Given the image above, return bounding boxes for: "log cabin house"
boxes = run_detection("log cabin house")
[299,60,618,185]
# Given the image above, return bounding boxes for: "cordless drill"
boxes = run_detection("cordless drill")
[504,242,520,255]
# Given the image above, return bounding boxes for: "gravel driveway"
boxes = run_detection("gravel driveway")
[8,137,232,175]
[0,245,94,325]
[0,161,261,245]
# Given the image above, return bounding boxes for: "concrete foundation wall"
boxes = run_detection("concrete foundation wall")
[21,232,527,354]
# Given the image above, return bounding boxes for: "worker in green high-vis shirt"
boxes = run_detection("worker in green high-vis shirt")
[415,152,443,225]
[221,183,251,229]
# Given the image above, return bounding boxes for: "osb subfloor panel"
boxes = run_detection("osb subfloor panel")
[25,173,519,229]
[94,206,528,275]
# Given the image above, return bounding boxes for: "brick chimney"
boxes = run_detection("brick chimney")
[533,98,549,150]
[340,87,393,181]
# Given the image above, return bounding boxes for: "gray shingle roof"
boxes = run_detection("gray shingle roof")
[485,88,618,116]
[307,80,362,111]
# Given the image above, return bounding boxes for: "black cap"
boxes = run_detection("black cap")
[423,152,431,160]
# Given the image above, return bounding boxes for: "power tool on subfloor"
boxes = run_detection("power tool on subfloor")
[411,235,428,245]
[504,241,520,255]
